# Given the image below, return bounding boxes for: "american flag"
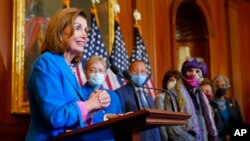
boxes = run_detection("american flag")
[75,10,119,90]
[131,26,156,98]
[110,20,130,86]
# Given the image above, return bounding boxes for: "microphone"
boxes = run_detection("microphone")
[110,66,141,110]
[121,70,142,110]
[122,70,175,111]
[122,70,176,111]
[122,70,132,81]
[110,64,124,79]
[111,66,175,111]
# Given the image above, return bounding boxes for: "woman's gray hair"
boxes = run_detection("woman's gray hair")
[212,75,230,88]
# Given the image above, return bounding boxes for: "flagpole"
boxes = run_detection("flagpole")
[90,6,100,27]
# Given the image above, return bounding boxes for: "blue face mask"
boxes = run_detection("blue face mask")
[88,73,105,88]
[131,74,147,86]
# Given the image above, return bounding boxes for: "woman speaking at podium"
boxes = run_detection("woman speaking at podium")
[25,8,116,141]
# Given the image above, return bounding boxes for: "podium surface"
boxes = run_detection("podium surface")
[53,109,190,141]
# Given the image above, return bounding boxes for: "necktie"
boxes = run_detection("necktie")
[138,88,149,109]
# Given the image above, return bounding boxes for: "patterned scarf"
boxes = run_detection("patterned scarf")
[177,80,217,140]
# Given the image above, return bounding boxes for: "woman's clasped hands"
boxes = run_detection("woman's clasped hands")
[94,89,111,109]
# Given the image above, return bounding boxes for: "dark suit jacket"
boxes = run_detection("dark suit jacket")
[210,98,244,141]
[115,83,161,141]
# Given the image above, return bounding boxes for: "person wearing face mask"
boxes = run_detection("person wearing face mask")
[210,75,244,141]
[81,56,122,124]
[77,55,122,141]
[182,57,218,141]
[154,69,183,140]
[162,57,218,141]
[155,69,183,112]
[200,78,214,101]
[115,60,161,141]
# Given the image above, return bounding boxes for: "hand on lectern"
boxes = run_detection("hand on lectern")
[104,111,133,121]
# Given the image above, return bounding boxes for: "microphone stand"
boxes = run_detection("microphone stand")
[140,86,176,112]
[122,71,143,111]
[110,65,143,111]
[110,65,172,111]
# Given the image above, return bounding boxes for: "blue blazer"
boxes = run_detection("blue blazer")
[26,52,115,141]
[115,83,161,141]
[80,83,122,124]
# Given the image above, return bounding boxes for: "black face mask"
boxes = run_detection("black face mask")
[215,88,228,97]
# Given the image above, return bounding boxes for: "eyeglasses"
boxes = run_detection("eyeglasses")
[88,68,106,74]
[185,57,204,63]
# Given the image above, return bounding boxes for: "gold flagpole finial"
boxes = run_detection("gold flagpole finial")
[133,9,141,25]
[91,0,100,7]
[90,0,100,26]
[62,0,70,8]
[133,9,142,34]
[113,2,120,21]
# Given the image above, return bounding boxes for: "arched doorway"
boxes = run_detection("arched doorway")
[174,1,210,77]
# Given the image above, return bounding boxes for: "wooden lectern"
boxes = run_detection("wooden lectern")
[53,109,190,141]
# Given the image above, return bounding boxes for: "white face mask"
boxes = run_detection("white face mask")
[88,73,105,88]
[167,81,176,90]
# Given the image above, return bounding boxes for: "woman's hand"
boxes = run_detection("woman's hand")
[85,91,101,111]
[97,90,111,108]
[83,90,110,119]
[86,89,111,111]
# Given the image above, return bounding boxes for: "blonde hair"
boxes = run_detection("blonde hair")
[41,8,87,64]
[85,56,107,71]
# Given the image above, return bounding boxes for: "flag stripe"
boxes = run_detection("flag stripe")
[104,70,112,90]
[75,64,83,86]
